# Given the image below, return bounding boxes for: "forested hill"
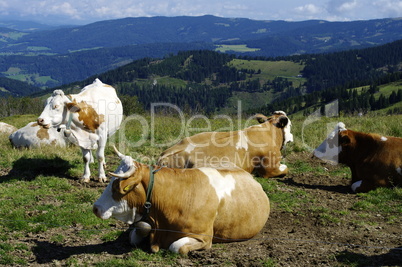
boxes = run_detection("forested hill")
[36,39,402,115]
[1,16,402,89]
[301,38,402,92]
[0,77,40,97]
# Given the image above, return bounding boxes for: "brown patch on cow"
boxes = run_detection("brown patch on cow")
[36,127,49,140]
[31,123,39,127]
[67,100,105,132]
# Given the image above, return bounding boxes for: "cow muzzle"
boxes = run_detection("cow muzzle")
[37,118,50,129]
[93,204,109,219]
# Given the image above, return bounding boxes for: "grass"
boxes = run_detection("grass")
[0,112,401,265]
[228,58,306,86]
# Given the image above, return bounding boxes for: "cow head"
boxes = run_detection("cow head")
[37,90,72,129]
[255,111,294,146]
[93,147,145,224]
[313,122,350,164]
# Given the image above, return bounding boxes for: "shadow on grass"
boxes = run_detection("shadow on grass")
[32,229,146,264]
[0,156,74,183]
[279,176,352,194]
[335,247,402,266]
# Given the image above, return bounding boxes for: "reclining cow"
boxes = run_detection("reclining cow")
[9,122,69,148]
[314,122,402,193]
[93,147,270,255]
[37,79,123,182]
[158,111,293,178]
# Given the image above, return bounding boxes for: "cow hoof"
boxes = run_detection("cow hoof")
[80,178,90,183]
[98,177,107,183]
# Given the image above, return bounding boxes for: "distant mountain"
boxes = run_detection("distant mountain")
[0,20,70,32]
[1,15,402,89]
[2,16,402,55]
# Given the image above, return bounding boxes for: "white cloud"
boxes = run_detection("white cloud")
[294,3,323,15]
[337,0,358,12]
[373,0,402,18]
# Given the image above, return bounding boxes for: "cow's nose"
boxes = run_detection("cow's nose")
[93,205,101,218]
[37,118,44,125]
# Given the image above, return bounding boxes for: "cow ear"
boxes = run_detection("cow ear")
[339,131,351,145]
[274,116,289,128]
[66,101,81,113]
[255,114,268,123]
[118,176,141,195]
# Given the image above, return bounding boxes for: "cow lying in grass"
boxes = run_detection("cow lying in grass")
[314,122,402,192]
[93,147,270,255]
[9,122,68,148]
[158,111,293,178]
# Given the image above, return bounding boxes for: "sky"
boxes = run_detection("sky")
[0,0,402,25]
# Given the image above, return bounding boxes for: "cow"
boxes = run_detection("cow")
[158,111,293,178]
[9,121,69,148]
[0,122,17,135]
[93,147,270,255]
[314,122,402,193]
[37,78,123,182]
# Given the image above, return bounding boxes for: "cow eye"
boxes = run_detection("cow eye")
[53,105,59,109]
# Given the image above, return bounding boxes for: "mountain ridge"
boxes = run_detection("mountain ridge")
[1,15,402,91]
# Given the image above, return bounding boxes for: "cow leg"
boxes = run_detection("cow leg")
[81,148,92,183]
[96,134,107,183]
[255,153,288,178]
[258,165,288,178]
[352,174,389,193]
[169,237,212,255]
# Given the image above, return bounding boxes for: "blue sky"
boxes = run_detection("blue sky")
[0,0,402,25]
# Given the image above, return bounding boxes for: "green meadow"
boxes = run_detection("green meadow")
[0,112,401,265]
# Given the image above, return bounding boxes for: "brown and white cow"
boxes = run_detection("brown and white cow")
[9,122,69,148]
[93,147,270,255]
[314,122,402,193]
[37,79,123,182]
[158,111,293,178]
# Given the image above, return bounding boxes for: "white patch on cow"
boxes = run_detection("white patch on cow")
[273,110,287,116]
[396,167,402,176]
[236,131,249,150]
[279,164,287,172]
[351,180,362,192]
[380,136,387,142]
[169,237,199,254]
[185,143,196,153]
[337,122,347,132]
[283,121,294,144]
[93,177,138,224]
[199,168,236,201]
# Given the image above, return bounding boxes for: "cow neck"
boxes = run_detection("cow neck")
[142,165,163,221]
[65,95,74,131]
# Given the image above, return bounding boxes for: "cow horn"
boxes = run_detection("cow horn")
[109,164,136,179]
[112,145,125,159]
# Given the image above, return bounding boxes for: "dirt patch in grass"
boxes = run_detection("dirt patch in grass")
[2,152,401,266]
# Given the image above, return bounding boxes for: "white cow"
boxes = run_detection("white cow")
[0,122,17,135]
[37,79,123,182]
[9,121,68,148]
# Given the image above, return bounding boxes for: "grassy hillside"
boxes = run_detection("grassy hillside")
[228,59,305,84]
